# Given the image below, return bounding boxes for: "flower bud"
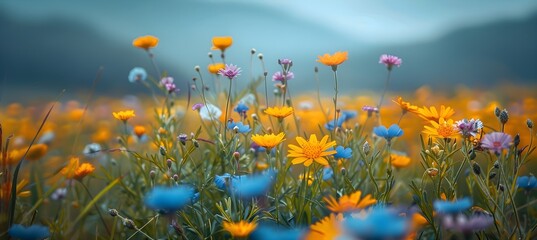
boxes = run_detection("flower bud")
[489,172,497,180]
[233,151,240,161]
[178,133,187,145]
[257,53,263,60]
[341,167,347,176]
[250,48,256,54]
[149,170,156,179]
[167,159,173,169]
[499,109,509,124]
[493,160,500,169]
[208,52,213,58]
[471,161,481,175]
[426,168,439,177]
[192,139,200,148]
[159,146,167,156]
[494,107,501,117]
[233,126,239,134]
[362,141,371,155]
[251,113,258,121]
[469,150,477,160]
[123,218,136,229]
[194,65,200,72]
[108,208,119,217]
[514,133,520,147]
[527,119,534,129]
[173,174,179,182]
[498,184,505,192]
[314,66,318,73]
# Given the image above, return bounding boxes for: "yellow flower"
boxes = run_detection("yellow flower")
[393,97,418,114]
[251,133,285,150]
[415,105,455,122]
[264,106,294,119]
[132,35,159,50]
[208,63,225,74]
[288,134,337,167]
[18,144,48,161]
[113,110,135,122]
[389,153,412,168]
[317,51,348,68]
[61,157,95,180]
[222,220,257,238]
[299,172,315,186]
[423,118,459,139]
[211,36,233,51]
[305,214,343,240]
[69,109,85,121]
[323,190,377,213]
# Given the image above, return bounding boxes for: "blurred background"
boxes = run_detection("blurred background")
[1,0,537,103]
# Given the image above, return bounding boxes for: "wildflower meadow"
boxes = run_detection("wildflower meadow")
[2,35,537,240]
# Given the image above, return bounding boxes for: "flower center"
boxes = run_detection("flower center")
[438,124,455,137]
[493,141,502,148]
[303,144,323,159]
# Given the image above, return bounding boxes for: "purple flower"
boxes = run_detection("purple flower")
[455,119,483,138]
[379,54,402,70]
[362,105,379,117]
[481,132,512,155]
[442,213,494,234]
[192,103,204,111]
[160,76,174,85]
[278,58,292,65]
[218,64,241,80]
[272,71,295,82]
[164,82,178,94]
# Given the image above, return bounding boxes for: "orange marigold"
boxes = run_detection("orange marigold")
[222,220,256,238]
[132,35,159,50]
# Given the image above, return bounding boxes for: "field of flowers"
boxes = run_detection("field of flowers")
[1,35,536,240]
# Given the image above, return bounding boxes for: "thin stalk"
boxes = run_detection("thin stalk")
[223,79,233,140]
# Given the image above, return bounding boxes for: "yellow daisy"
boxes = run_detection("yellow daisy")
[264,106,294,119]
[288,134,337,167]
[251,133,285,150]
[323,190,377,213]
[305,214,343,240]
[392,96,418,114]
[113,110,136,122]
[415,105,455,122]
[423,118,459,139]
[222,220,257,238]
[389,153,412,168]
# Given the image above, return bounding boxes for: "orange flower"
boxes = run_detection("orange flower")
[317,51,348,69]
[222,220,256,238]
[305,213,343,240]
[21,144,48,161]
[208,63,225,74]
[415,105,454,122]
[288,134,337,167]
[323,190,377,213]
[113,110,135,122]
[211,36,233,51]
[133,125,146,138]
[61,157,95,180]
[389,153,412,168]
[393,97,418,114]
[132,35,159,50]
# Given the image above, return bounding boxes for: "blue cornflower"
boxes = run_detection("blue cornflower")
[229,170,275,199]
[8,224,50,240]
[234,103,250,115]
[334,146,352,159]
[325,110,357,130]
[516,175,537,190]
[214,173,232,190]
[322,167,334,181]
[144,185,195,213]
[227,121,251,133]
[373,124,403,142]
[343,207,408,240]
[128,67,147,83]
[251,223,305,240]
[433,197,472,214]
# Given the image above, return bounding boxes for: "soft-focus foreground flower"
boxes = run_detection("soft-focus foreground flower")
[423,118,459,139]
[433,197,472,214]
[113,110,135,122]
[317,51,348,70]
[288,134,337,167]
[198,104,222,120]
[218,64,241,80]
[373,124,403,143]
[455,118,483,138]
[415,105,455,122]
[516,175,537,190]
[393,96,418,114]
[251,224,305,240]
[8,224,50,240]
[211,36,233,51]
[264,106,294,119]
[82,143,101,158]
[390,153,412,168]
[305,214,343,240]
[442,213,494,234]
[128,67,147,83]
[324,190,376,213]
[272,71,294,82]
[229,170,275,199]
[144,185,194,213]
[343,208,409,240]
[379,54,402,70]
[132,35,159,50]
[251,133,285,151]
[223,220,257,238]
[22,144,48,161]
[480,132,512,155]
[208,62,225,74]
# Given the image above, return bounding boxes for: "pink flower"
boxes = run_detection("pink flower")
[379,54,402,70]
[272,71,294,82]
[218,64,241,80]
[161,77,174,85]
[192,103,204,111]
[481,132,512,155]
